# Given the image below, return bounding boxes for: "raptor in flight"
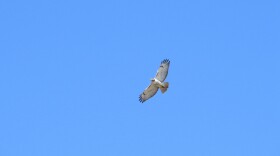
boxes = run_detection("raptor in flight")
[139,59,170,103]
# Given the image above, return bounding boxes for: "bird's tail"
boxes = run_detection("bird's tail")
[160,82,169,94]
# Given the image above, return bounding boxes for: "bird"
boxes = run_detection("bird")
[139,59,170,103]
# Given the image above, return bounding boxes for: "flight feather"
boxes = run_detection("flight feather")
[155,59,170,82]
[139,59,170,103]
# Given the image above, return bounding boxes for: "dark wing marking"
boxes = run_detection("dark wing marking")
[155,59,170,82]
[139,83,159,103]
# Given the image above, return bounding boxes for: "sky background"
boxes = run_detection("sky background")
[1,0,280,155]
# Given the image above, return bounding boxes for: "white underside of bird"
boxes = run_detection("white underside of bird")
[139,59,170,103]
[151,78,168,91]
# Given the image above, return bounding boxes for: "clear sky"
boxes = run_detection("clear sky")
[1,0,280,155]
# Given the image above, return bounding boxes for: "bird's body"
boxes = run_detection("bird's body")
[139,59,170,103]
[152,78,165,88]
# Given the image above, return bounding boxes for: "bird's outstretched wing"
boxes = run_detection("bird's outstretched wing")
[139,83,159,103]
[155,59,170,82]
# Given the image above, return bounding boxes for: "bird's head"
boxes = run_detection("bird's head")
[150,78,155,81]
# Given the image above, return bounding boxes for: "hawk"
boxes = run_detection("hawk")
[139,59,170,103]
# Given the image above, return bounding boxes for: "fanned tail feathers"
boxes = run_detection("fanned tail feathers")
[160,82,169,94]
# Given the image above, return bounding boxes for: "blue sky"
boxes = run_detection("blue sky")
[1,0,280,155]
